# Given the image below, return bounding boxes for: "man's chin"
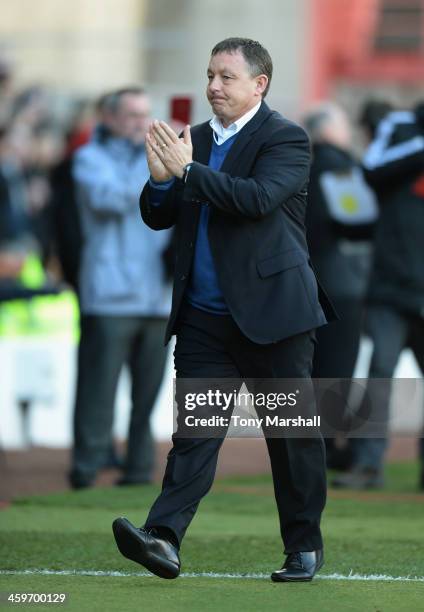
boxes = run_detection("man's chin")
[210,103,228,121]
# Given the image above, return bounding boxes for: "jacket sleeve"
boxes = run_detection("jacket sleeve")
[363,111,424,188]
[140,179,181,230]
[73,148,138,215]
[182,123,310,220]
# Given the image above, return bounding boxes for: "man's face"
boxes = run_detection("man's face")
[112,93,151,145]
[206,50,267,127]
[321,109,351,151]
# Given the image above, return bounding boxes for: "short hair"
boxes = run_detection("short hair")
[99,86,146,114]
[302,103,342,143]
[211,37,273,98]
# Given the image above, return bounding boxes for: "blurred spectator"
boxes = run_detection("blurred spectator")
[70,87,172,489]
[50,94,120,468]
[333,102,424,490]
[2,86,65,271]
[0,57,14,126]
[49,99,97,293]
[67,99,95,154]
[10,86,49,133]
[358,99,394,143]
[0,125,32,248]
[28,122,65,266]
[303,102,378,470]
[0,125,49,306]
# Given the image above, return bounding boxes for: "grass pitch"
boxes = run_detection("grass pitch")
[1,462,424,611]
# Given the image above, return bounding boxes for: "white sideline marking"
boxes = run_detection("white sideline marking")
[1,569,424,583]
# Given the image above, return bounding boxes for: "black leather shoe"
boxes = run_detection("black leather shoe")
[112,517,180,579]
[271,550,324,582]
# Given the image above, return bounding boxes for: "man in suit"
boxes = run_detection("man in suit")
[113,37,333,582]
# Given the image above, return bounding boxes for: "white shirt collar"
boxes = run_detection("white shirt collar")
[209,100,262,145]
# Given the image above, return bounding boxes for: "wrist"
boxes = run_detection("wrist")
[149,176,175,190]
[150,172,173,184]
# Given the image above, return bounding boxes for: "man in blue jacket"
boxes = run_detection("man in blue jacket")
[70,87,171,489]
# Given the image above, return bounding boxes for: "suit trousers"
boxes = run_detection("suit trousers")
[144,303,327,553]
[71,314,168,484]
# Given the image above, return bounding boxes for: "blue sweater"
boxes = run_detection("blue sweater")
[149,133,238,314]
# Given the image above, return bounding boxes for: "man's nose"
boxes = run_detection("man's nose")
[208,77,221,92]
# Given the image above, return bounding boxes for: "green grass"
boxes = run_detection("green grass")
[1,463,424,611]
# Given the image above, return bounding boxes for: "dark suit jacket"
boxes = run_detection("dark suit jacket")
[140,101,334,345]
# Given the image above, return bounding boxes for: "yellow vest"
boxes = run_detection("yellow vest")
[0,254,79,340]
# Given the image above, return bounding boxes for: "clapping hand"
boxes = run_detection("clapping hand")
[146,121,193,181]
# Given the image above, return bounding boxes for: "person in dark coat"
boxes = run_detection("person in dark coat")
[303,103,378,471]
[333,103,424,490]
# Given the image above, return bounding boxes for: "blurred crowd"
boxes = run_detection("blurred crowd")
[0,60,94,301]
[302,98,424,491]
[1,53,424,490]
[0,64,174,489]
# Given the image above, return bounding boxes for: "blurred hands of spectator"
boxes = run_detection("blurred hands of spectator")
[0,251,25,279]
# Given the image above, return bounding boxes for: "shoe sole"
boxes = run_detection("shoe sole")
[112,518,179,580]
[271,558,324,583]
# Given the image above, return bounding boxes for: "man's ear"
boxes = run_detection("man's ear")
[255,75,268,96]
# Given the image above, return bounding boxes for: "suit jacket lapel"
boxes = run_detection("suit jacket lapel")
[192,100,273,170]
[193,122,213,164]
[186,101,273,228]
[220,101,273,173]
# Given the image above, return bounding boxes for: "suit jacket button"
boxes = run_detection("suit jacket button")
[189,242,194,248]
[180,274,187,281]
